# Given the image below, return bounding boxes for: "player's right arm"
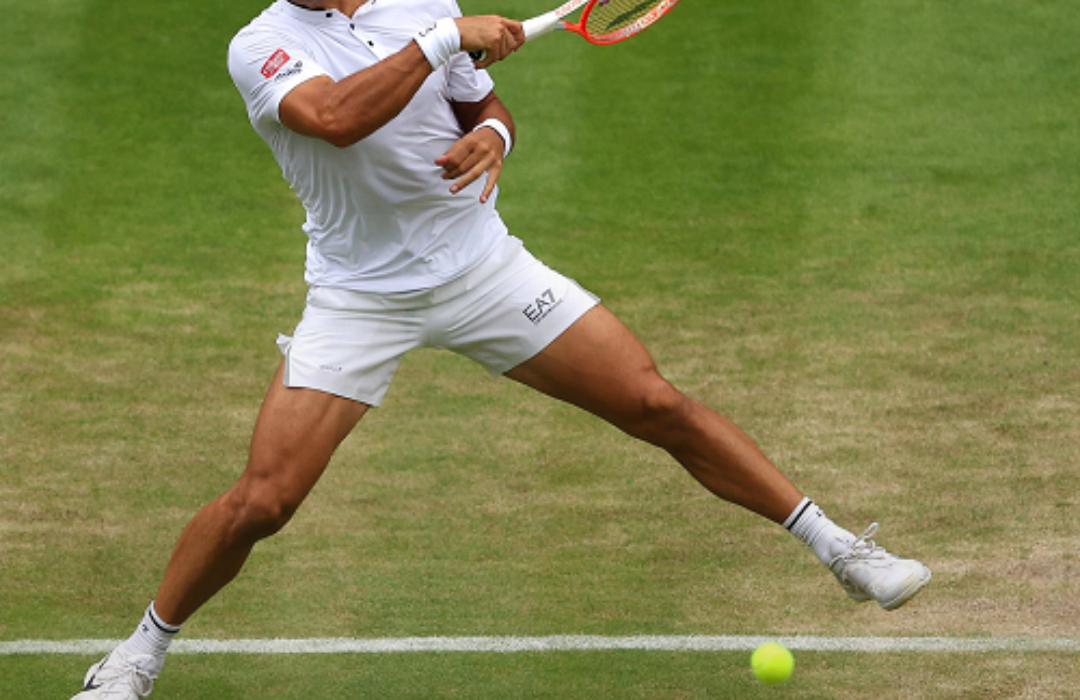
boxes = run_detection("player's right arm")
[277,42,431,148]
[278,17,522,148]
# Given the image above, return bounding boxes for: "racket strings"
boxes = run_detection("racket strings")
[585,0,668,35]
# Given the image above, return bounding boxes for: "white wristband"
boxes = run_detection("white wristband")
[473,118,513,158]
[414,18,461,71]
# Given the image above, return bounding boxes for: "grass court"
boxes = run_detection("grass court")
[1,0,1078,697]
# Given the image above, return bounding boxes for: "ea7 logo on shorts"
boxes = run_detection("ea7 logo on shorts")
[523,288,562,325]
[261,49,291,78]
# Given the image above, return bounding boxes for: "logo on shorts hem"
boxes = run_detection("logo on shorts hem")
[523,288,563,325]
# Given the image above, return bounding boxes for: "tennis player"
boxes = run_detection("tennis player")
[70,1,930,697]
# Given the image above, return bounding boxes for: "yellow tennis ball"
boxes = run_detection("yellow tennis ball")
[751,642,795,685]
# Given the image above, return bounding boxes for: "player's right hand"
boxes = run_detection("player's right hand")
[456,16,525,68]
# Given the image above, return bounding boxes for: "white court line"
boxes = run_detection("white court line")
[1,635,1077,656]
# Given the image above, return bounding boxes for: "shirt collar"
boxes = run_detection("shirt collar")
[279,0,378,22]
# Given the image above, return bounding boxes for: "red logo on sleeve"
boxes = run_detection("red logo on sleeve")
[260,49,291,78]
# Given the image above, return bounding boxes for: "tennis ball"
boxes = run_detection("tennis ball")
[751,642,794,685]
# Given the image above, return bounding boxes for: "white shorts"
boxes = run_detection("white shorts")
[277,236,600,406]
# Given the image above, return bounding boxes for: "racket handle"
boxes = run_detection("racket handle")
[468,12,563,63]
[522,12,562,40]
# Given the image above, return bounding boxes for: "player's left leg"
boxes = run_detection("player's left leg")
[505,304,931,610]
[505,304,804,523]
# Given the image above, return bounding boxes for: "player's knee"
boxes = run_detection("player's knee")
[223,480,300,544]
[630,378,693,446]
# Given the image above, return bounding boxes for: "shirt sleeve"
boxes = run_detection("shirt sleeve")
[228,27,331,127]
[443,0,496,103]
[446,56,496,103]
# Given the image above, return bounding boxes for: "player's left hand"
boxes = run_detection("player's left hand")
[435,128,506,203]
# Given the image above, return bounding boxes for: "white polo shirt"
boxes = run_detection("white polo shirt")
[228,0,508,293]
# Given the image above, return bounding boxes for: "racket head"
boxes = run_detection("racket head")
[574,0,680,45]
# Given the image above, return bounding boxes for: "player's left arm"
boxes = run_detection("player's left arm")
[436,91,516,203]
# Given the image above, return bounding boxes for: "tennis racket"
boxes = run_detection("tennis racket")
[469,0,680,61]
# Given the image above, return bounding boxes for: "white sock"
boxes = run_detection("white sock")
[117,602,180,677]
[784,497,855,566]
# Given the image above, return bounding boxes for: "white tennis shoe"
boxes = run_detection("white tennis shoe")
[70,648,155,700]
[830,523,932,611]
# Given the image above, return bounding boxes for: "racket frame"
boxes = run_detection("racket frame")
[577,0,681,45]
[473,0,678,59]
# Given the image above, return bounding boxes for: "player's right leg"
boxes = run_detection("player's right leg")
[153,362,369,626]
[70,362,369,700]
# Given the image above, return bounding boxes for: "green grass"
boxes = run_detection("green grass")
[8,651,1080,699]
[2,0,1079,698]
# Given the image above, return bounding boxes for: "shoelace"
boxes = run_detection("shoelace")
[831,523,887,567]
[93,656,155,698]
